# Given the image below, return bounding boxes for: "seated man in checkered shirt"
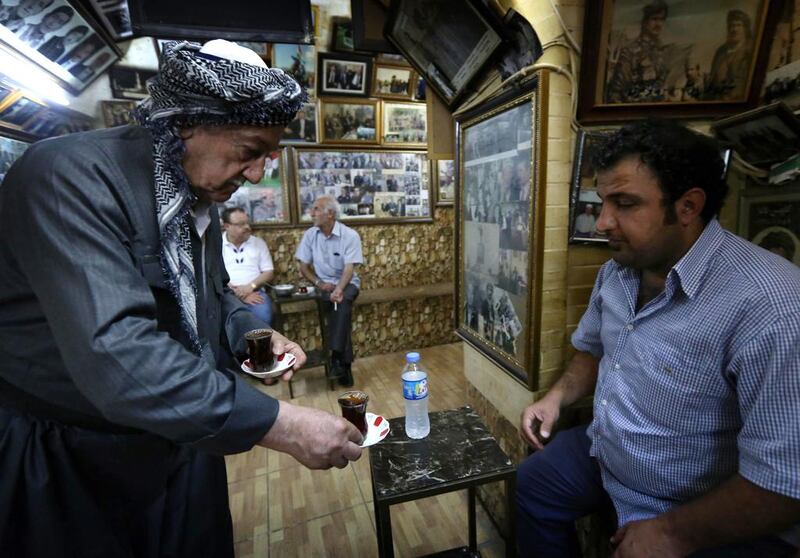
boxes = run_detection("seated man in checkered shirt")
[516,120,800,557]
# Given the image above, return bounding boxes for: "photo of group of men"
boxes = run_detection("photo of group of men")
[220,151,285,224]
[603,0,762,104]
[383,103,427,144]
[0,0,118,88]
[322,59,367,95]
[322,102,376,142]
[297,150,429,220]
[462,100,533,361]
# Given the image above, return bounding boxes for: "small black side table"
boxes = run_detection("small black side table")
[369,406,516,558]
[269,290,334,397]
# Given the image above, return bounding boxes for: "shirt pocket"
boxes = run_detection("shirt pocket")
[643,345,729,405]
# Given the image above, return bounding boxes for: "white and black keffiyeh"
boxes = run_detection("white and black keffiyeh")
[133,40,305,352]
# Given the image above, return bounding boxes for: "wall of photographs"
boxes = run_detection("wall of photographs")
[0,81,92,140]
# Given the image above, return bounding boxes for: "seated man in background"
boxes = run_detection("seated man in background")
[296,195,363,387]
[221,206,274,325]
[516,120,800,557]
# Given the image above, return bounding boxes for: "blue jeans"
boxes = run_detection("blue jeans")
[245,289,272,326]
[515,425,796,558]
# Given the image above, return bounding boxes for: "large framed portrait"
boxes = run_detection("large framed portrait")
[0,132,30,182]
[372,62,415,99]
[577,0,782,122]
[435,159,455,206]
[385,0,504,108]
[320,98,379,145]
[0,0,121,93]
[271,43,316,99]
[317,52,372,97]
[281,101,318,145]
[569,129,615,244]
[455,74,548,389]
[711,102,800,167]
[739,188,800,267]
[381,101,426,147]
[220,150,291,226]
[294,148,431,224]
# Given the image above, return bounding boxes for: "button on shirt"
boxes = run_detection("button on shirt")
[572,219,800,526]
[295,221,363,288]
[221,233,274,286]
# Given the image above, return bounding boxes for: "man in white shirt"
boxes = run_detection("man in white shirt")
[221,207,274,325]
[574,203,598,238]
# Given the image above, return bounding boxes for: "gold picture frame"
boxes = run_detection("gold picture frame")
[319,97,379,145]
[381,101,426,148]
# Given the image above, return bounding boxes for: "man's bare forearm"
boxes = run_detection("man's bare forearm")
[336,264,354,291]
[546,351,599,408]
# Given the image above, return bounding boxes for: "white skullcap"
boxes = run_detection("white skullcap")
[200,39,267,68]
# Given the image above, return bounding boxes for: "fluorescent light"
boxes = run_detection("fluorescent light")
[0,47,70,106]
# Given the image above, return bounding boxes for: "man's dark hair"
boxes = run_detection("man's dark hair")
[759,230,795,261]
[642,0,668,20]
[221,206,246,224]
[590,119,728,224]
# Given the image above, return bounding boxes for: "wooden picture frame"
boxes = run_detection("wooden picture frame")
[320,97,379,145]
[220,149,291,227]
[569,129,615,244]
[577,0,782,123]
[385,0,504,108]
[455,73,548,390]
[381,101,426,147]
[294,148,431,224]
[0,0,121,93]
[739,187,800,267]
[372,62,415,99]
[435,159,455,206]
[711,102,800,167]
[317,52,372,97]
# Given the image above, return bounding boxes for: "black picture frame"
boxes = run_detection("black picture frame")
[739,187,800,267]
[384,0,504,108]
[0,0,122,94]
[711,102,800,167]
[317,52,372,98]
[109,66,157,100]
[330,17,354,53]
[350,0,398,54]
[86,0,132,40]
[568,129,615,245]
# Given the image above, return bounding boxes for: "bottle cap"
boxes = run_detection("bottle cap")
[406,352,420,363]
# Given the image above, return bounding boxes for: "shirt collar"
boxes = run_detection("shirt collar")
[670,219,725,298]
[314,220,341,238]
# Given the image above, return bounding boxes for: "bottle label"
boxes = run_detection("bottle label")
[403,377,428,400]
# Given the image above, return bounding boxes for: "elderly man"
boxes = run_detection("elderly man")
[706,9,754,100]
[221,206,274,325]
[0,40,363,557]
[296,196,363,387]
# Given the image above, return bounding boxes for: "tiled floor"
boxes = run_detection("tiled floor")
[227,342,509,557]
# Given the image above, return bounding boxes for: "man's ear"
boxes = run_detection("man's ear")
[177,126,196,140]
[677,187,707,224]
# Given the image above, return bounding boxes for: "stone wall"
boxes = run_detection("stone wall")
[252,206,457,357]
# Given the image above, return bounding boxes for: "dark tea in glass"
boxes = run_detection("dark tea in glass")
[337,390,369,436]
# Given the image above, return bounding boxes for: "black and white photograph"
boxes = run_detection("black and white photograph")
[0,0,120,92]
[372,63,414,99]
[739,189,800,267]
[295,149,429,222]
[282,101,317,144]
[320,98,378,144]
[318,53,371,97]
[382,101,426,146]
[109,66,157,100]
[711,101,800,167]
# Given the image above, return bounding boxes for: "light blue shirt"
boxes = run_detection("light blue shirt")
[295,221,363,289]
[572,219,800,529]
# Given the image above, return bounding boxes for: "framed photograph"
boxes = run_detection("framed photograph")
[435,159,455,206]
[330,17,354,52]
[382,101,426,147]
[282,101,318,144]
[385,0,504,108]
[372,62,414,99]
[317,52,372,97]
[739,188,800,267]
[0,132,30,182]
[294,148,431,224]
[86,0,132,40]
[413,76,425,101]
[109,66,157,100]
[569,129,615,244]
[0,92,45,129]
[351,0,398,53]
[271,43,316,98]
[220,150,291,226]
[311,5,320,40]
[320,98,378,145]
[712,102,800,167]
[455,74,548,389]
[101,99,137,128]
[0,0,121,93]
[577,0,782,122]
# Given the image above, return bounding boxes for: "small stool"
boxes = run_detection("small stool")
[369,406,516,557]
[269,290,336,398]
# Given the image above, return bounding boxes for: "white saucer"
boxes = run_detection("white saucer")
[361,412,390,447]
[241,353,297,379]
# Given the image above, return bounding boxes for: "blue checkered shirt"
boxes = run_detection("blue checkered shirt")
[572,219,800,528]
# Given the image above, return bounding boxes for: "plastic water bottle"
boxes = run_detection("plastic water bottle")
[402,352,430,439]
